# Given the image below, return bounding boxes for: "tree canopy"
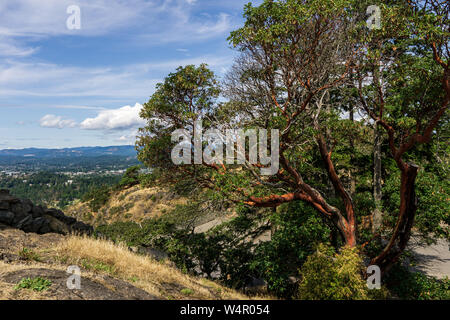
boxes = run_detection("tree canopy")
[137,0,449,275]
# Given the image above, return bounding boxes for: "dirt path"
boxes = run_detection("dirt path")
[408,238,450,279]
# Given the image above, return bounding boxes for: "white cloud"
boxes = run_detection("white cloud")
[0,37,38,57]
[0,0,148,37]
[0,0,240,58]
[0,56,230,100]
[80,103,145,130]
[136,11,233,44]
[115,130,139,143]
[195,13,230,36]
[39,114,77,129]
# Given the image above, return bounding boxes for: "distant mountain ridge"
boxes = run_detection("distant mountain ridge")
[0,145,137,158]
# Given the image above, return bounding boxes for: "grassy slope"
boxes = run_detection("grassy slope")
[0,229,251,300]
[56,236,251,300]
[66,185,188,227]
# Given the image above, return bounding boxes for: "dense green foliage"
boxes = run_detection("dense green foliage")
[251,203,332,297]
[115,166,141,190]
[81,185,113,212]
[383,168,450,243]
[4,0,444,301]
[297,244,369,300]
[136,64,220,170]
[0,171,121,208]
[80,166,154,212]
[385,264,450,300]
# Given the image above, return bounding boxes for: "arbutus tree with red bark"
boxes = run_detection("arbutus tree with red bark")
[137,0,449,276]
[354,0,449,272]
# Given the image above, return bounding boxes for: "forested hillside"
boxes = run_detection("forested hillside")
[0,172,122,208]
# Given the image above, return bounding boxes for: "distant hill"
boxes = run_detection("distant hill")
[0,145,137,158]
[0,145,140,173]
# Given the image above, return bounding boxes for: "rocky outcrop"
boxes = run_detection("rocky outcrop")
[0,189,92,235]
[1,268,157,300]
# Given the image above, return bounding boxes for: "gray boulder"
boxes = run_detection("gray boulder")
[31,205,45,218]
[11,200,33,215]
[15,215,33,231]
[71,221,94,235]
[0,211,14,225]
[0,190,92,236]
[0,201,10,210]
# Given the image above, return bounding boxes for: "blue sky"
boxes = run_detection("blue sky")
[0,0,261,149]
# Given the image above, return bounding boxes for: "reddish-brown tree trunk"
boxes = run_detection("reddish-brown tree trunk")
[371,163,419,273]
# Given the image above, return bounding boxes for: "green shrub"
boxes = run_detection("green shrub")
[82,185,111,212]
[251,202,331,298]
[139,170,160,188]
[180,288,194,296]
[383,170,450,242]
[94,219,175,248]
[18,248,41,262]
[14,277,52,292]
[81,258,116,274]
[297,244,369,300]
[115,166,141,190]
[385,264,450,300]
[109,206,123,216]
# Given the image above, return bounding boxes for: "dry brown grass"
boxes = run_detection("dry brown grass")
[66,185,188,226]
[54,236,251,300]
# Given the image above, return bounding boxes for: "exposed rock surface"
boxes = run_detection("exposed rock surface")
[1,268,157,300]
[0,189,92,235]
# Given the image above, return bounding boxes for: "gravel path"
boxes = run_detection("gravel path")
[408,238,450,279]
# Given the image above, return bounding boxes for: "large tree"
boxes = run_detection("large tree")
[137,0,449,274]
[354,0,449,271]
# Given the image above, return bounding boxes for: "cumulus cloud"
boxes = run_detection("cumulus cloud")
[115,130,139,143]
[39,114,77,129]
[80,103,145,130]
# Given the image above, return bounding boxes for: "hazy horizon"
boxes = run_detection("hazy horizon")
[0,144,134,151]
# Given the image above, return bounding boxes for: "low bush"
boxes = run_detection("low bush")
[297,244,369,300]
[81,185,111,212]
[115,166,141,190]
[18,248,42,262]
[14,277,52,292]
[384,264,450,300]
